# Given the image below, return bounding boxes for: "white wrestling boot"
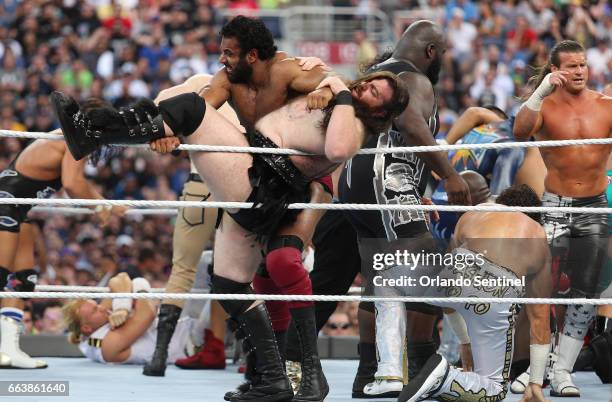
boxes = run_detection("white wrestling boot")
[0,351,10,366]
[363,379,403,398]
[397,354,448,402]
[550,334,581,397]
[0,315,47,369]
[510,368,530,394]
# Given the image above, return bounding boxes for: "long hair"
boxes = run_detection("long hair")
[321,71,410,136]
[523,40,585,100]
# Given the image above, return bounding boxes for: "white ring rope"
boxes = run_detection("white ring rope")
[2,129,612,155]
[2,291,610,305]
[6,197,612,214]
[35,285,363,295]
[31,206,178,216]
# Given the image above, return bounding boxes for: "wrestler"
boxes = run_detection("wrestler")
[375,185,552,402]
[145,17,335,400]
[513,39,612,397]
[50,70,409,401]
[142,74,247,376]
[432,105,547,243]
[0,100,125,369]
[337,20,470,397]
[62,273,207,365]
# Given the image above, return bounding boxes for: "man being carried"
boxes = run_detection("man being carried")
[51,71,409,401]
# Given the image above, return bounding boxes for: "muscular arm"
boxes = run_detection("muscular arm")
[446,107,505,144]
[394,72,469,204]
[513,107,543,141]
[525,241,552,346]
[283,59,330,94]
[101,299,157,363]
[60,151,104,201]
[198,71,232,109]
[325,107,362,162]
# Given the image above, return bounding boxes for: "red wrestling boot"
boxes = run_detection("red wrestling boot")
[175,329,226,370]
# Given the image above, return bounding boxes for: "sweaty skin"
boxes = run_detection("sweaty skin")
[514,52,612,197]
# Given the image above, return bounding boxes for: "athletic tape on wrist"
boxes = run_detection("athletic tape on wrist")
[334,90,353,106]
[529,343,550,385]
[112,298,132,312]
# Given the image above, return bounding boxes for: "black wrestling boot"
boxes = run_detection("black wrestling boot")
[229,304,293,402]
[50,91,165,161]
[407,340,438,381]
[291,307,329,402]
[351,342,377,398]
[143,304,182,377]
[225,336,259,401]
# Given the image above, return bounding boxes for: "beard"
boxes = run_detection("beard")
[426,55,442,85]
[227,57,253,84]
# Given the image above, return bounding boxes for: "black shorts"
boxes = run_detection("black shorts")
[0,164,61,233]
[228,131,311,243]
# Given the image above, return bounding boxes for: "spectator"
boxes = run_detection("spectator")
[40,302,64,335]
[322,312,354,337]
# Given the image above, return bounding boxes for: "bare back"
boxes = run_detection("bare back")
[454,209,549,278]
[537,90,612,197]
[255,96,364,178]
[14,138,66,181]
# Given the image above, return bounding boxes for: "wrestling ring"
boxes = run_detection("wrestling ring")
[0,129,610,401]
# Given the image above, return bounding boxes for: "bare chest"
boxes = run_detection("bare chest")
[230,84,289,126]
[541,102,609,141]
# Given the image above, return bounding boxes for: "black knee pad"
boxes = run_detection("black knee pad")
[359,301,375,313]
[210,274,254,317]
[158,92,206,137]
[7,269,38,292]
[267,235,304,253]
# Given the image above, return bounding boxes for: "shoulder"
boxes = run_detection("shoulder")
[271,56,302,79]
[397,71,434,98]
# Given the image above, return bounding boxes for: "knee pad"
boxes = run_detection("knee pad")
[158,92,206,137]
[210,274,253,317]
[563,302,596,340]
[7,269,38,292]
[265,238,313,308]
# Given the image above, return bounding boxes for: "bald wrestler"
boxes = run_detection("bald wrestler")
[0,99,124,369]
[514,40,612,397]
[375,185,552,402]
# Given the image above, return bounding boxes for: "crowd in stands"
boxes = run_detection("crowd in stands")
[0,0,609,335]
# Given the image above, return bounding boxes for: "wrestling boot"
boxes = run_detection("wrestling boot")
[398,354,449,402]
[175,329,226,369]
[143,304,182,376]
[574,332,612,383]
[226,330,287,401]
[550,334,582,397]
[0,315,47,369]
[351,343,377,398]
[407,340,438,381]
[291,307,328,402]
[50,91,166,161]
[363,379,403,398]
[229,304,293,402]
[224,341,258,401]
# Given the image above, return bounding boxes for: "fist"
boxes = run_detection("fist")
[315,76,349,95]
[150,137,181,154]
[307,88,334,110]
[108,309,129,328]
[547,71,569,88]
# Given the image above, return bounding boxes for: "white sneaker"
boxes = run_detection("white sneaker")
[0,316,47,369]
[397,354,448,402]
[286,360,301,393]
[510,370,530,394]
[364,379,403,398]
[550,370,580,397]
